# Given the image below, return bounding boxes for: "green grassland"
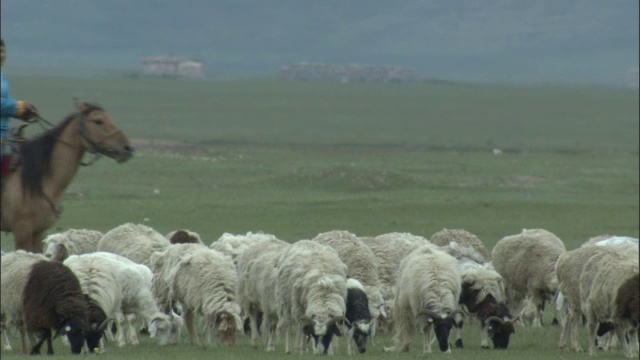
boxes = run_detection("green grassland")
[1,76,638,358]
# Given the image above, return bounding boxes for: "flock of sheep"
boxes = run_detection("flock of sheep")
[1,223,638,357]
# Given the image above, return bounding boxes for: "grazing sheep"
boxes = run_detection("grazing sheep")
[430,228,491,262]
[384,244,461,354]
[579,247,639,357]
[165,229,204,245]
[312,230,386,333]
[492,228,565,327]
[209,231,281,265]
[42,228,103,261]
[343,278,374,355]
[67,252,182,347]
[275,240,348,355]
[1,251,48,354]
[22,260,96,355]
[363,232,430,333]
[441,242,515,349]
[236,239,290,350]
[97,223,170,266]
[151,244,242,347]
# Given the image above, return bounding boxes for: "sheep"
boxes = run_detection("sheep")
[311,230,386,334]
[557,240,639,352]
[150,244,242,347]
[97,223,170,266]
[343,278,374,355]
[1,250,49,354]
[430,228,491,262]
[579,247,639,357]
[491,228,565,327]
[275,240,348,355]
[384,244,462,354]
[165,229,205,245]
[441,242,515,349]
[236,239,290,350]
[583,235,638,249]
[22,260,102,355]
[363,232,430,333]
[42,228,103,261]
[67,252,182,347]
[209,231,281,265]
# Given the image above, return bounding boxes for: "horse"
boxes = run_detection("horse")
[1,99,134,253]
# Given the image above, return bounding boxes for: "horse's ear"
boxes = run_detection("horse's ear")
[73,98,89,112]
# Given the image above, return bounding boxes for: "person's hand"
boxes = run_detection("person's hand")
[21,101,39,121]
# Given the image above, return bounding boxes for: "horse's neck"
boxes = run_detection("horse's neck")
[44,118,85,197]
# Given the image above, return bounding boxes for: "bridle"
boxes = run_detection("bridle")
[25,111,124,166]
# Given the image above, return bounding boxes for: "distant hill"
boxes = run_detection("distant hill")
[1,0,638,85]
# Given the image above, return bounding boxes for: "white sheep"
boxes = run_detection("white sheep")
[430,228,491,262]
[558,238,639,352]
[275,240,348,355]
[579,247,639,357]
[165,229,205,245]
[65,253,182,348]
[440,242,514,349]
[384,244,461,354]
[42,228,103,261]
[0,251,49,353]
[492,228,565,327]
[363,232,431,333]
[311,231,385,332]
[97,223,170,266]
[150,244,242,347]
[236,239,290,350]
[209,231,281,264]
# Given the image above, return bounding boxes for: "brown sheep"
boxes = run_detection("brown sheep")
[22,260,100,355]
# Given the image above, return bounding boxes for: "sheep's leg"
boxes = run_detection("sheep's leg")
[184,311,201,346]
[249,311,259,347]
[2,327,12,351]
[422,324,433,354]
[454,314,464,349]
[45,329,54,355]
[614,325,631,358]
[115,312,127,347]
[480,323,490,349]
[294,324,304,354]
[586,318,599,356]
[628,327,639,357]
[126,314,138,345]
[20,320,29,355]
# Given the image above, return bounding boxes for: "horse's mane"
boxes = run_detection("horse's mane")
[18,103,103,195]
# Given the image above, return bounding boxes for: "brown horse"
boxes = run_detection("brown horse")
[0,100,134,253]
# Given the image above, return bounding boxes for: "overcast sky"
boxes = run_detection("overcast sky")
[1,0,638,86]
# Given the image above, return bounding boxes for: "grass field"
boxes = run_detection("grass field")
[1,76,638,358]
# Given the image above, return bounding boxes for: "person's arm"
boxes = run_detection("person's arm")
[1,94,28,119]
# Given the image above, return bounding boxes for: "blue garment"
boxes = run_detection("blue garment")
[1,71,21,156]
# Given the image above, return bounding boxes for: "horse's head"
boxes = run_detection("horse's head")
[75,99,134,163]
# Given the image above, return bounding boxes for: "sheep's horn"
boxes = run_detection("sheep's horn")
[98,318,110,332]
[328,316,350,326]
[416,309,440,319]
[485,316,506,324]
[298,315,313,325]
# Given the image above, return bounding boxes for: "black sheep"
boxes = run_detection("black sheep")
[22,260,90,355]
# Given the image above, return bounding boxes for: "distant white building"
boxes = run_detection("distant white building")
[141,55,205,78]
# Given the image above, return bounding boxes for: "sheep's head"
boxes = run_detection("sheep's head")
[300,315,348,355]
[61,316,89,354]
[418,310,457,353]
[485,313,516,349]
[348,320,372,353]
[149,312,182,346]
[43,236,69,261]
[209,310,241,346]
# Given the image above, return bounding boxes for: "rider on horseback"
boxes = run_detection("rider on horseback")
[1,38,40,181]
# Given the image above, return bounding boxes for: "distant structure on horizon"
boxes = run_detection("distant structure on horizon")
[141,55,205,78]
[280,62,417,83]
